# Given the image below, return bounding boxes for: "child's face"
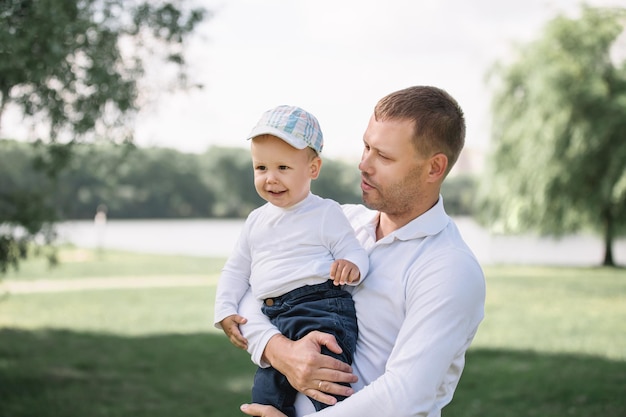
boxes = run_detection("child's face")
[250,135,321,208]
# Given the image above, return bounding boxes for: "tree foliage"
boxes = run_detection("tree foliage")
[0,141,370,221]
[54,143,217,219]
[0,0,206,141]
[0,0,207,272]
[0,138,479,272]
[200,147,263,218]
[476,5,626,266]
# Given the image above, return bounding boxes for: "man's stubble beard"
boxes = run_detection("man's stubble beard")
[362,166,423,216]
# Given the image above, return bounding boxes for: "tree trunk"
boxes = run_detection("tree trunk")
[0,93,6,135]
[602,209,615,267]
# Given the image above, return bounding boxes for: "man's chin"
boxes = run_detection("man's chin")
[362,193,379,210]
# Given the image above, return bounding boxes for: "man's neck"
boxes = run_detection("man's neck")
[376,214,410,240]
[376,196,440,240]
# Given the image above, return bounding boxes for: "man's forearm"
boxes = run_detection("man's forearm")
[262,333,291,367]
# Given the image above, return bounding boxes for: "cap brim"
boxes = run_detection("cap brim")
[247,126,308,150]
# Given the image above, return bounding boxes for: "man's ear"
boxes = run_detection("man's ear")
[427,153,448,183]
[310,156,322,179]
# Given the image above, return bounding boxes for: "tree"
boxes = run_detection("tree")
[0,140,58,271]
[110,146,216,218]
[441,175,478,216]
[200,147,263,218]
[476,5,626,267]
[312,158,362,205]
[52,143,217,219]
[0,0,208,272]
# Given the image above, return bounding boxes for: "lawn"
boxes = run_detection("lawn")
[1,247,625,417]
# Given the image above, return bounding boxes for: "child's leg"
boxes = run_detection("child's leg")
[262,281,359,411]
[252,366,298,417]
[301,295,357,411]
[267,284,358,411]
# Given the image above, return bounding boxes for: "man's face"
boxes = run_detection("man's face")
[358,115,429,219]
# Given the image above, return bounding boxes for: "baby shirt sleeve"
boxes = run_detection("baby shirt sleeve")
[322,202,369,284]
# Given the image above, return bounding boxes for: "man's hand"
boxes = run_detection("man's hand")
[263,331,357,406]
[219,314,248,349]
[330,259,361,286]
[240,403,286,417]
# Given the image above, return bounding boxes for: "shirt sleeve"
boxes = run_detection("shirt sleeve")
[306,250,485,417]
[322,202,370,284]
[213,219,254,328]
[238,287,281,367]
[214,213,281,366]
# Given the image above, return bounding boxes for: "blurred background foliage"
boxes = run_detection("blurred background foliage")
[1,2,625,271]
[0,138,478,221]
[476,5,626,266]
[0,0,207,271]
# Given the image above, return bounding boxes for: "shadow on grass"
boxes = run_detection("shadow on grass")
[1,328,625,417]
[0,328,255,417]
[447,348,626,417]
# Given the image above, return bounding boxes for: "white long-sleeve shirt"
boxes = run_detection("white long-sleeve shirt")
[238,196,486,417]
[214,193,369,327]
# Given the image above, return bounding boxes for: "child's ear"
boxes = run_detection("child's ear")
[310,156,322,179]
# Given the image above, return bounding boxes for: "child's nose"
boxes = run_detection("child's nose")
[265,171,278,183]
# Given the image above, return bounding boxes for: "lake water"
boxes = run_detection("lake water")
[56,217,626,267]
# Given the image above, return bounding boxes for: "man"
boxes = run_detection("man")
[237,85,486,417]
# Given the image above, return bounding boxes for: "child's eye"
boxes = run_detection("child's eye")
[279,165,289,170]
[255,165,266,171]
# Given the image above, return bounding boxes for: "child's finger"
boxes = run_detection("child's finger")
[230,334,248,350]
[329,262,338,279]
[339,265,352,284]
[347,268,360,283]
[227,326,248,349]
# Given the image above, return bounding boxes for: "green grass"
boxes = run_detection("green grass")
[472,265,626,361]
[446,265,626,417]
[3,245,226,280]
[1,248,625,417]
[0,329,253,417]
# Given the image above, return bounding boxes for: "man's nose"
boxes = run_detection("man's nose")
[358,153,371,173]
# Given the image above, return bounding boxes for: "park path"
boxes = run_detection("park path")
[2,275,213,294]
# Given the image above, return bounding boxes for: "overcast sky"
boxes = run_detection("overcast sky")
[3,0,624,162]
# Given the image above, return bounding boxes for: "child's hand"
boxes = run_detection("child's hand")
[330,259,361,286]
[219,314,249,350]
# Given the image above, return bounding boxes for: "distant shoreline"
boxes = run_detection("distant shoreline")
[56,218,626,267]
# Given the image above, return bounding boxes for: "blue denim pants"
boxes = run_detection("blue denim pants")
[252,280,358,417]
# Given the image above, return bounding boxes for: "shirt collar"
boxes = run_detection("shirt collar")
[378,195,450,243]
[267,192,314,213]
